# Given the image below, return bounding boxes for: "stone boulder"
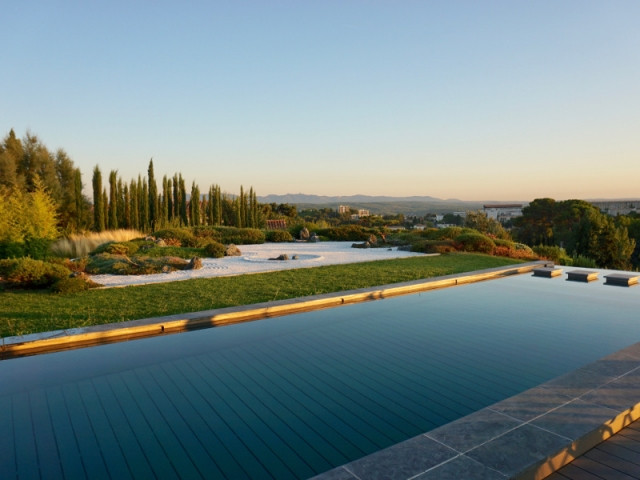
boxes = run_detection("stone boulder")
[368,234,377,245]
[299,227,310,241]
[187,257,203,270]
[309,233,320,242]
[352,242,371,249]
[269,254,289,261]
[155,238,167,247]
[225,244,242,256]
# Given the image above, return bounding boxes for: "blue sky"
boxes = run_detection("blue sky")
[3,1,639,201]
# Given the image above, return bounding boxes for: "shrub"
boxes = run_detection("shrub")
[204,241,226,258]
[317,225,371,241]
[265,230,294,242]
[91,241,141,256]
[51,275,102,294]
[410,239,457,254]
[0,258,70,289]
[214,227,265,245]
[455,233,496,254]
[153,228,197,247]
[493,238,516,249]
[571,254,597,268]
[533,245,572,265]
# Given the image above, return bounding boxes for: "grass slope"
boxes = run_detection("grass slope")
[0,253,522,337]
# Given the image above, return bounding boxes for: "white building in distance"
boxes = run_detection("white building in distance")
[483,204,524,223]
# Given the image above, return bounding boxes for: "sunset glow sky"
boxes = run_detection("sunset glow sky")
[3,1,639,201]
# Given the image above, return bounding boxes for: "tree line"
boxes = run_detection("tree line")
[91,160,261,232]
[0,129,90,232]
[513,198,638,270]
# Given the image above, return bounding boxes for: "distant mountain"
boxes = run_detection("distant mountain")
[257,193,495,215]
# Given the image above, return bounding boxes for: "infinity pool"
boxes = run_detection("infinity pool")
[1,271,639,479]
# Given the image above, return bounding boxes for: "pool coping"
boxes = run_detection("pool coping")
[311,343,640,480]
[0,261,546,359]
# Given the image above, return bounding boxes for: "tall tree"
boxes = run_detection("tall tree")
[108,170,118,229]
[73,169,86,230]
[148,159,158,230]
[179,174,187,226]
[92,166,105,232]
[189,181,200,226]
[161,175,169,227]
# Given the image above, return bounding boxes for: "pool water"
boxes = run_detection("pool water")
[1,272,639,479]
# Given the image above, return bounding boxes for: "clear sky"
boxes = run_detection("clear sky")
[3,1,639,201]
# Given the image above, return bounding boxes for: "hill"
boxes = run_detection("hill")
[258,194,491,215]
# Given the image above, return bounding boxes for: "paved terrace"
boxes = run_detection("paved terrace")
[3,261,640,479]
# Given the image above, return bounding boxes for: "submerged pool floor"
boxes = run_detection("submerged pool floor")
[1,272,639,479]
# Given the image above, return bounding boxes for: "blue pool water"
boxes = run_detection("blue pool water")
[1,272,639,479]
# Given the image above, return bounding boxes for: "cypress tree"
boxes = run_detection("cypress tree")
[92,165,105,232]
[102,189,108,230]
[124,184,131,229]
[189,181,200,226]
[130,179,139,230]
[215,185,222,225]
[173,173,179,223]
[179,174,187,226]
[73,169,85,230]
[142,180,149,231]
[108,170,118,229]
[148,159,158,230]
[167,177,173,221]
[162,175,169,227]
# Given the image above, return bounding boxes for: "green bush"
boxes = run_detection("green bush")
[51,275,101,294]
[410,239,457,254]
[265,230,294,242]
[0,237,53,260]
[493,238,516,249]
[571,254,597,268]
[317,225,371,241]
[91,241,141,256]
[0,241,25,259]
[0,258,70,289]
[455,233,496,254]
[153,228,197,247]
[532,245,572,265]
[204,241,226,258]
[214,227,265,245]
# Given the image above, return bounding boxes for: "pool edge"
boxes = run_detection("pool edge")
[0,261,546,359]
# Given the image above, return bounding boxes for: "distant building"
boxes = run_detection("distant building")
[483,204,524,223]
[590,200,640,216]
[338,205,350,214]
[357,209,370,217]
[413,224,426,230]
[266,219,287,230]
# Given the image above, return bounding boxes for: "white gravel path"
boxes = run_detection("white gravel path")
[90,241,425,287]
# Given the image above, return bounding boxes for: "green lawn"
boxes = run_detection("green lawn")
[0,253,524,337]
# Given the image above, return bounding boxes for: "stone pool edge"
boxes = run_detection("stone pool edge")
[0,261,546,359]
[310,342,640,480]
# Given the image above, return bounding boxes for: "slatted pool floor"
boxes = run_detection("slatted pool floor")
[1,271,639,479]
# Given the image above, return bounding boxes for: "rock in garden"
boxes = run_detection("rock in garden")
[368,234,377,245]
[187,257,203,270]
[155,239,167,247]
[225,244,242,256]
[352,242,370,249]
[309,233,319,242]
[269,254,289,261]
[299,227,310,241]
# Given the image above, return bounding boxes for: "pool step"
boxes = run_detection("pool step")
[604,273,639,287]
[533,266,563,278]
[567,269,599,282]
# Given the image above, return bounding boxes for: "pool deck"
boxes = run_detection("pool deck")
[311,341,640,480]
[3,259,640,479]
